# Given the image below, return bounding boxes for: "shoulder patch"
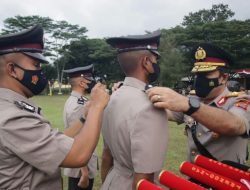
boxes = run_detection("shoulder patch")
[234,99,250,111]
[14,101,36,113]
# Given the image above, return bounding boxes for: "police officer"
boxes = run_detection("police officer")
[0,25,109,190]
[101,31,168,190]
[63,65,98,190]
[147,43,250,163]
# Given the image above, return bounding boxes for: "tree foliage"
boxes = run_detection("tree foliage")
[182,4,235,26]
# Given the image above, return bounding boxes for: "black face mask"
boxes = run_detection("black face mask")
[148,62,160,83]
[14,64,48,95]
[194,74,220,98]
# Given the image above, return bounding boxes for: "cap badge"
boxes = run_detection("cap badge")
[31,75,39,85]
[147,45,151,50]
[195,47,206,60]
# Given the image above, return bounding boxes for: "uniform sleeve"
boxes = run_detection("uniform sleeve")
[1,112,74,175]
[170,111,184,124]
[130,105,168,173]
[228,98,250,135]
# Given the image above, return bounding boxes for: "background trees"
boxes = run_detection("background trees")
[1,3,249,90]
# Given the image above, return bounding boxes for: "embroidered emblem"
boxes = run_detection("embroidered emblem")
[209,80,215,87]
[31,75,39,85]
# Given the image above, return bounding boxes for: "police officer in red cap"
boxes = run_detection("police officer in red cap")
[147,43,250,164]
[0,25,109,189]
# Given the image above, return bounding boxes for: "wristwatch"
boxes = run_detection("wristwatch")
[184,96,200,116]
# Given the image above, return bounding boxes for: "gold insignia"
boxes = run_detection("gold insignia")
[195,47,206,60]
[209,80,215,87]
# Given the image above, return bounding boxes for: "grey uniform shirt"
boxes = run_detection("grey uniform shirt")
[63,91,98,179]
[101,77,168,190]
[172,88,250,163]
[0,88,74,190]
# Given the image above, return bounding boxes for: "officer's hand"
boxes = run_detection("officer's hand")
[147,87,189,112]
[90,83,110,109]
[78,167,89,188]
[111,81,123,93]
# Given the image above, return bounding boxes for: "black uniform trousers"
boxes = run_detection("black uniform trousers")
[68,177,94,190]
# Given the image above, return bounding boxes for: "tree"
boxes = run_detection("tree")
[159,29,189,87]
[182,4,234,26]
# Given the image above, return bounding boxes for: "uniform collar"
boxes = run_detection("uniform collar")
[0,88,35,105]
[209,87,230,107]
[71,91,82,98]
[123,77,147,91]
[0,88,42,114]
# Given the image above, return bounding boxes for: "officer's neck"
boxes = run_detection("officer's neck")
[127,72,149,84]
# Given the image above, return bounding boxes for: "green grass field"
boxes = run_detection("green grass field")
[32,95,249,190]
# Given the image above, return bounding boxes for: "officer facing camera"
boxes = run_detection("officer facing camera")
[147,43,250,164]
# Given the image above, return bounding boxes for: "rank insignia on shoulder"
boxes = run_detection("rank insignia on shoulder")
[225,92,239,98]
[14,101,36,113]
[234,99,250,111]
[145,84,153,91]
[77,96,88,105]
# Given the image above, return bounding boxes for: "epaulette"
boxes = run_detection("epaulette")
[77,96,88,105]
[189,90,196,95]
[14,100,36,113]
[225,91,246,98]
[225,92,239,98]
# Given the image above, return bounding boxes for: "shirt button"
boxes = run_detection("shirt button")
[197,133,202,137]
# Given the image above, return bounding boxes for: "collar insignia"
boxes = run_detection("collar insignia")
[14,101,36,113]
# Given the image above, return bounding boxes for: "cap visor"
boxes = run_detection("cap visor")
[23,52,49,64]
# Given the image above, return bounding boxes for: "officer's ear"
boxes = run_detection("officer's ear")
[6,62,18,78]
[142,56,153,73]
